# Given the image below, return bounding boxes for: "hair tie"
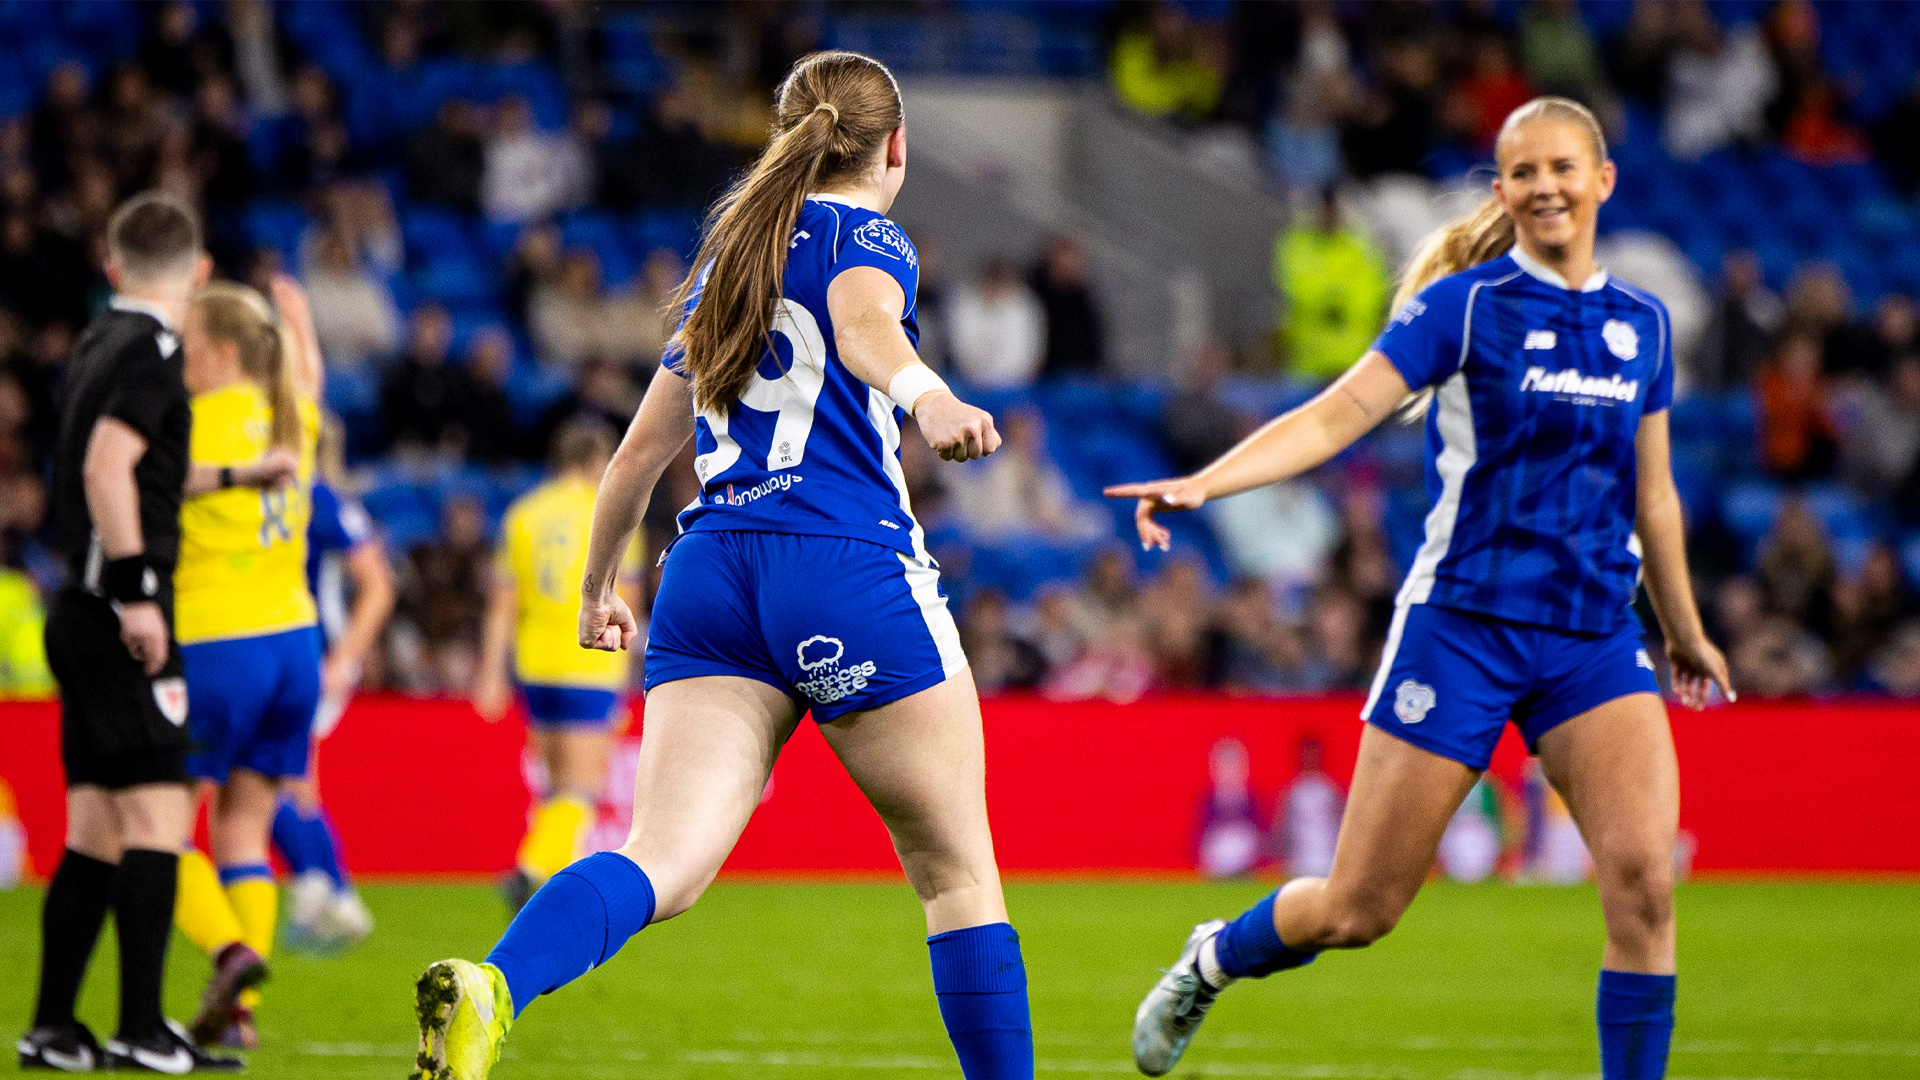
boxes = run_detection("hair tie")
[813,102,839,125]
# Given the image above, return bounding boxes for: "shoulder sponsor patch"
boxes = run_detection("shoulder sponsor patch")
[1390,297,1427,326]
[852,219,917,269]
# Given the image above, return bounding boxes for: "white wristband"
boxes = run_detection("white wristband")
[886,363,950,416]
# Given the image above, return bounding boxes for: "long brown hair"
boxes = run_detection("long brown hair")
[671,51,904,413]
[192,281,302,450]
[1391,96,1607,416]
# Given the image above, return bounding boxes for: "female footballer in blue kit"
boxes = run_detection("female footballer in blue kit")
[410,52,1033,1080]
[1112,98,1735,1080]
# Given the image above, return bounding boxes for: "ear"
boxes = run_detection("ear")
[1595,159,1617,205]
[886,126,906,170]
[193,253,214,287]
[104,257,123,290]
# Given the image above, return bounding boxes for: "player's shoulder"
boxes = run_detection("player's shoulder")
[1599,274,1670,320]
[837,206,918,271]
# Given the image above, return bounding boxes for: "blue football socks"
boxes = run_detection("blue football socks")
[485,851,655,1018]
[1215,891,1318,979]
[928,922,1034,1080]
[272,798,349,889]
[1598,969,1676,1080]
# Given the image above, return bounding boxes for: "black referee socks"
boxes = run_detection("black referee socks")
[33,849,118,1029]
[113,849,180,1041]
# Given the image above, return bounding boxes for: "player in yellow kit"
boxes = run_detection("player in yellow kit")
[474,420,641,913]
[169,276,324,1050]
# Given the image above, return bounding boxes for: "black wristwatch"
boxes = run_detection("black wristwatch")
[219,466,235,489]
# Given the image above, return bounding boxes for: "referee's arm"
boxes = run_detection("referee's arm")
[83,416,170,675]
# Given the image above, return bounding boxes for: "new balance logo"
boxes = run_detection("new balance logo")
[1637,649,1656,671]
[1523,329,1557,350]
[1520,366,1639,403]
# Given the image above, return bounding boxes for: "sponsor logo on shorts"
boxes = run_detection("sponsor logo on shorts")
[1394,679,1437,724]
[794,635,878,705]
[1603,319,1639,360]
[1636,648,1656,671]
[152,677,188,727]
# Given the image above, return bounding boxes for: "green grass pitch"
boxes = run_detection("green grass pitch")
[4,879,1917,1078]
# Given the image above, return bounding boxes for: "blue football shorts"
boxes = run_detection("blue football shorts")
[644,531,968,722]
[1361,603,1661,770]
[183,625,324,782]
[521,684,621,729]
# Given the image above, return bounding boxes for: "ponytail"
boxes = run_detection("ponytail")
[672,51,904,414]
[1389,96,1606,419]
[192,281,303,451]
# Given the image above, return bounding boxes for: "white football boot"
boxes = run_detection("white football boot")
[1131,919,1227,1076]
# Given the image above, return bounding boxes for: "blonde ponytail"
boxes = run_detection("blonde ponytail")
[672,51,904,414]
[1389,96,1607,419]
[192,281,303,450]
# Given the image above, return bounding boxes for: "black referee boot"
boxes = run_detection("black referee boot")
[18,1022,104,1071]
[103,1020,243,1073]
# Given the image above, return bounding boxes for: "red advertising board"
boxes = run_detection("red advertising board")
[2,695,1916,878]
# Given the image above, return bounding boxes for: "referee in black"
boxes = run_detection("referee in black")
[19,193,240,1073]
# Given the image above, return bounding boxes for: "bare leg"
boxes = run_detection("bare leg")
[819,670,1007,934]
[66,786,125,864]
[542,728,612,803]
[208,769,280,867]
[821,670,1030,1080]
[1535,692,1678,974]
[615,676,800,920]
[1271,725,1478,950]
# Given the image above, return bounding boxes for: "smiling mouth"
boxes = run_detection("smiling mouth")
[1530,204,1571,223]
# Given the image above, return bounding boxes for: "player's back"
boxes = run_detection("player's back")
[175,383,322,643]
[500,477,634,689]
[673,195,928,562]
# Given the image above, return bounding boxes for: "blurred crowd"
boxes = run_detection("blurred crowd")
[1,1,1917,701]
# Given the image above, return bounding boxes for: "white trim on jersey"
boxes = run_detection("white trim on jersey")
[1509,246,1607,292]
[864,386,930,561]
[1397,369,1479,605]
[1360,602,1413,720]
[897,553,967,679]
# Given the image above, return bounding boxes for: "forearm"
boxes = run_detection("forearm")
[85,466,146,558]
[335,547,397,669]
[479,587,516,677]
[836,307,922,392]
[1635,480,1706,643]
[583,451,663,601]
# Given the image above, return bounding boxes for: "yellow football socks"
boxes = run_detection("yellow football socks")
[175,849,244,957]
[516,795,593,883]
[223,870,277,1012]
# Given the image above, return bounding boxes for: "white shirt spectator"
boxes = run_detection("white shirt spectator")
[1208,480,1339,588]
[947,410,1105,540]
[947,260,1046,389]
[484,97,573,223]
[304,230,399,368]
[1665,21,1777,161]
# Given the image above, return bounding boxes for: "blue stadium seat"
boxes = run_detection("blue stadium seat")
[243,201,311,261]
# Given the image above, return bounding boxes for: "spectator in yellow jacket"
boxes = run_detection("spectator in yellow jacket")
[1275,189,1391,383]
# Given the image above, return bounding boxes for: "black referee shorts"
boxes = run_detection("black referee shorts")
[44,590,192,790]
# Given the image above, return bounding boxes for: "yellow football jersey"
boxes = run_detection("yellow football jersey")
[174,384,321,644]
[496,477,642,688]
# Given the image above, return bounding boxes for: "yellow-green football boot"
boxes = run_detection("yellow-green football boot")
[411,959,513,1080]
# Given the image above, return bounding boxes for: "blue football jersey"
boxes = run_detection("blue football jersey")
[666,195,929,560]
[305,480,373,651]
[1371,248,1674,635]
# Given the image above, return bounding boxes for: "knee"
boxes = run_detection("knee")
[1599,850,1674,937]
[1320,896,1402,949]
[616,844,711,923]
